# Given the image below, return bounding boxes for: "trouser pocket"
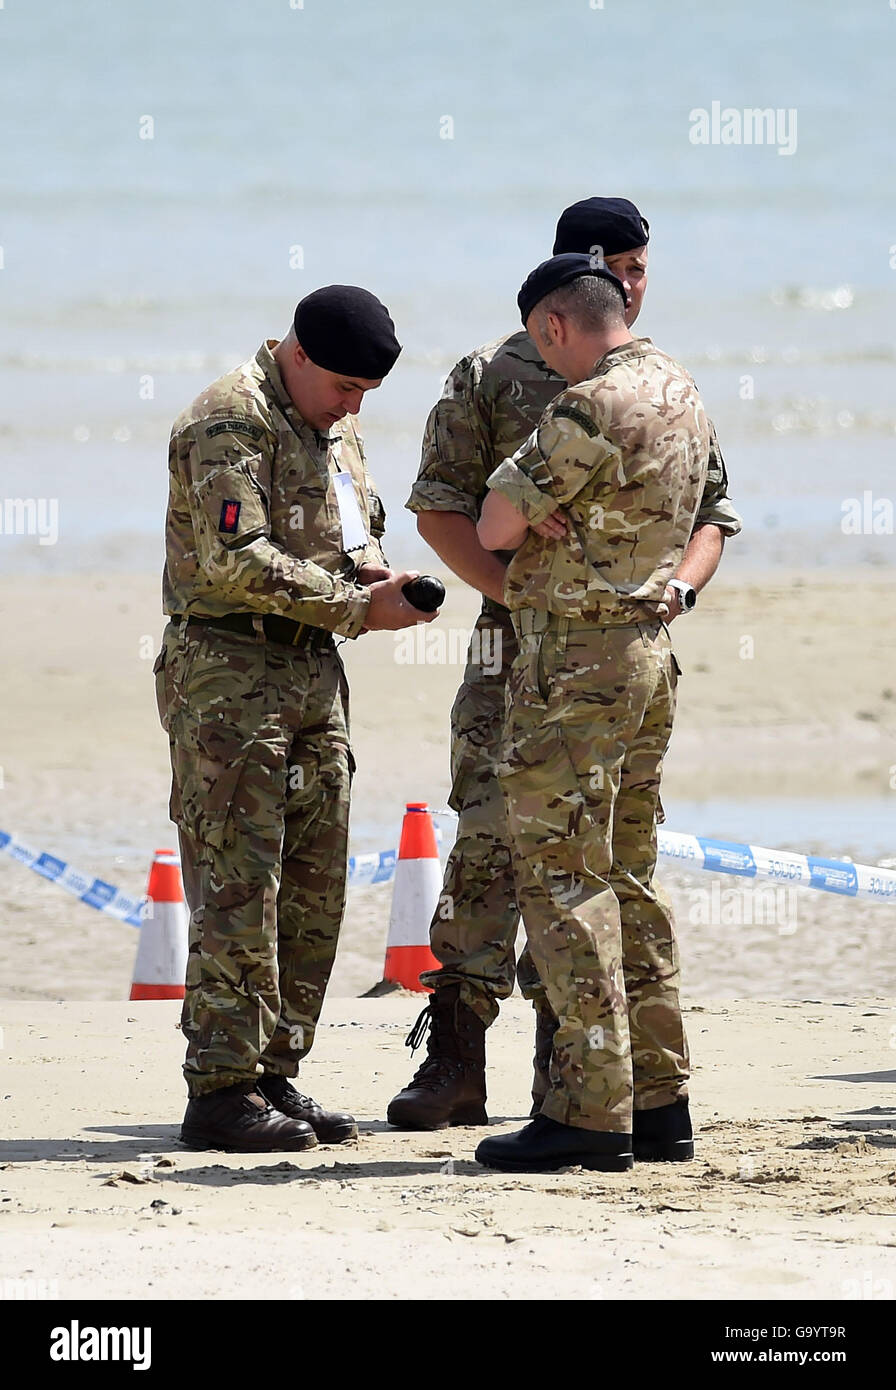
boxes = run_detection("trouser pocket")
[153,646,170,733]
[153,622,190,734]
[171,716,261,850]
[168,627,266,849]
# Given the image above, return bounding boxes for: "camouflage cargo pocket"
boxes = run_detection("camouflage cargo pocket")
[447,670,508,814]
[497,708,586,856]
[447,731,480,814]
[153,645,171,734]
[168,629,266,849]
[170,715,260,850]
[152,623,192,734]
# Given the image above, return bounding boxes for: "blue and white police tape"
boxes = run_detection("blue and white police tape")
[346,814,452,885]
[0,825,412,926]
[347,848,397,886]
[351,815,896,903]
[3,818,895,928]
[0,830,146,927]
[656,830,896,902]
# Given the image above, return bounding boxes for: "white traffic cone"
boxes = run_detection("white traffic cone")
[383,803,442,992]
[130,848,188,1000]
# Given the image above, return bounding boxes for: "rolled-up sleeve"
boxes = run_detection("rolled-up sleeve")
[486,394,619,524]
[694,421,743,537]
[406,356,491,520]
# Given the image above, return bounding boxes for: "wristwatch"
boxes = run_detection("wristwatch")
[666,579,697,613]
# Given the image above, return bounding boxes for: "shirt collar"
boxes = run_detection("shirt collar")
[255,339,334,449]
[590,336,654,378]
[256,340,293,414]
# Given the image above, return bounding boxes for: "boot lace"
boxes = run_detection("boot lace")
[405,1003,433,1053]
[403,1000,463,1090]
[262,1075,315,1109]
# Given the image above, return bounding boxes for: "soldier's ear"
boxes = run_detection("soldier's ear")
[545,311,563,346]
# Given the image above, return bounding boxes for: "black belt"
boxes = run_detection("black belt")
[481,596,514,623]
[171,612,333,651]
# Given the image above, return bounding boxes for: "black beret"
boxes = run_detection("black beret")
[518,253,627,326]
[552,197,649,258]
[293,285,402,379]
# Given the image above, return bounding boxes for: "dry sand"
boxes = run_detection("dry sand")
[0,996,895,1301]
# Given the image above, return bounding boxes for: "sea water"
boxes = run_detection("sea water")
[0,0,893,574]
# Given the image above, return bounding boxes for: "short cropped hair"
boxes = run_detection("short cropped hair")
[535,274,626,337]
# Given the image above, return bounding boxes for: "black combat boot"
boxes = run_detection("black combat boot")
[257,1074,358,1144]
[530,998,559,1117]
[386,984,488,1129]
[180,1082,318,1152]
[633,1096,694,1161]
[475,1113,633,1173]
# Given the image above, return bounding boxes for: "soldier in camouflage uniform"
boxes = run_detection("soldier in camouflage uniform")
[474,255,709,1172]
[156,285,437,1152]
[387,199,741,1132]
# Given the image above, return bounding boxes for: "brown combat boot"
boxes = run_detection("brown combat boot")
[257,1074,358,1144]
[386,984,488,1130]
[529,998,559,1117]
[180,1082,318,1152]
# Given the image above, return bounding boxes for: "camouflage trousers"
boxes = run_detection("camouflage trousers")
[154,619,352,1097]
[498,610,689,1133]
[420,603,546,1025]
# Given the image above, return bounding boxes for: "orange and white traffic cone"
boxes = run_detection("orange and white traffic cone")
[129,848,188,1000]
[383,803,442,992]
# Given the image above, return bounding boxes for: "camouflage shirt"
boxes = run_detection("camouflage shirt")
[163,340,388,637]
[406,330,741,607]
[486,339,711,624]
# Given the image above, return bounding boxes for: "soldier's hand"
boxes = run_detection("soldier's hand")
[659,585,682,622]
[363,570,440,631]
[531,508,568,540]
[356,562,392,584]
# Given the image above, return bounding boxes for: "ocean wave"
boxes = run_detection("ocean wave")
[3,343,895,376]
[2,406,895,447]
[0,350,241,375]
[686,345,894,368]
[769,285,854,311]
[761,400,896,436]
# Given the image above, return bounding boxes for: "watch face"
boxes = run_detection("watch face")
[671,582,696,609]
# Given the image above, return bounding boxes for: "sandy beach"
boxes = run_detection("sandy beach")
[3,0,895,1320]
[0,569,894,1301]
[1,995,894,1301]
[0,570,893,1004]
